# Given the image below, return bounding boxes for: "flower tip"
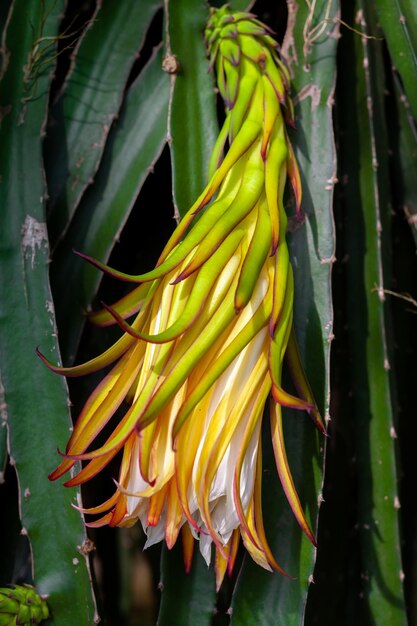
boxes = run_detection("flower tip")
[35,346,51,368]
[165,528,179,551]
[181,526,194,573]
[170,272,186,286]
[56,447,68,459]
[47,466,60,482]
[286,115,296,130]
[316,421,328,437]
[72,248,89,262]
[270,238,279,257]
[215,568,227,592]
[271,385,314,412]
[311,409,328,436]
[295,202,304,219]
[48,454,74,482]
[35,345,45,365]
[72,249,140,283]
[100,301,143,340]
[85,514,112,528]
[281,569,297,581]
[299,521,317,548]
[234,293,247,313]
[36,348,74,378]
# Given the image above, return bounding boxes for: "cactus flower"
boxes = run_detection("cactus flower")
[40,5,325,586]
[0,585,49,626]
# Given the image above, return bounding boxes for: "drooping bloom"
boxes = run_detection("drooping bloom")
[41,6,325,586]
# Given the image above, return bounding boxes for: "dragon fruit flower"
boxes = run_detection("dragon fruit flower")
[40,5,324,589]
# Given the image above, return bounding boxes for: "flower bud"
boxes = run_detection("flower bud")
[0,585,49,625]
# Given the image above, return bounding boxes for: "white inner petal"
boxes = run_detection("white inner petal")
[119,258,272,560]
[199,532,213,567]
